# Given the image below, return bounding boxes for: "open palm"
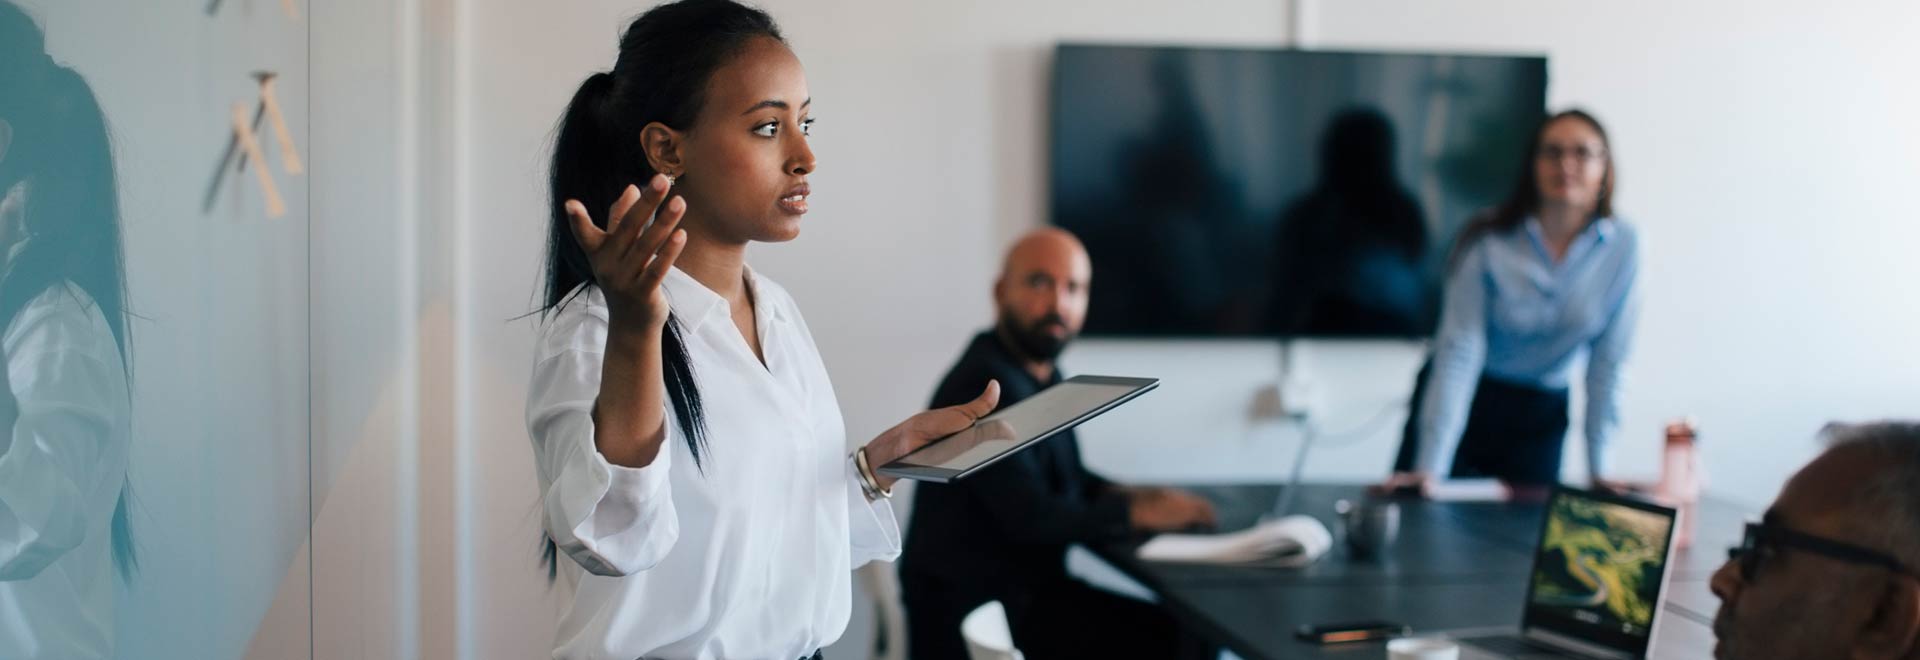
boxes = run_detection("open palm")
[564,174,688,329]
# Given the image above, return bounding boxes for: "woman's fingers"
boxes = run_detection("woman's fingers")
[577,176,679,289]
[605,184,640,237]
[1370,472,1419,496]
[612,173,672,259]
[564,200,604,253]
[863,382,1005,468]
[635,196,686,259]
[908,380,1002,441]
[614,194,685,289]
[955,380,1001,422]
[636,229,687,292]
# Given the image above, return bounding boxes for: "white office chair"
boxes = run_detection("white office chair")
[861,480,916,660]
[961,600,1026,660]
[858,562,908,660]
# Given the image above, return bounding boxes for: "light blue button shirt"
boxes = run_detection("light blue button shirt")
[1415,216,1640,480]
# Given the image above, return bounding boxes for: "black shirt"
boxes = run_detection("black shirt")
[898,331,1133,587]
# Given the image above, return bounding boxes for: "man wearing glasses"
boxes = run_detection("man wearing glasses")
[1712,421,1920,660]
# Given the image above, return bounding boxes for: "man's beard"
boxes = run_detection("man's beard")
[999,312,1074,362]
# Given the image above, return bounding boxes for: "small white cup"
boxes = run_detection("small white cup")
[1386,636,1460,660]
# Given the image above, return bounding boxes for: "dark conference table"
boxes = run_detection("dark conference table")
[1091,484,1747,660]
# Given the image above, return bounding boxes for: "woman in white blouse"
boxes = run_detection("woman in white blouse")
[526,2,998,658]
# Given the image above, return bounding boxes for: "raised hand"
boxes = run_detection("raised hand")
[564,174,688,331]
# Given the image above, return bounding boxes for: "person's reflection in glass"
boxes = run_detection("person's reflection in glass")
[0,3,137,658]
[1270,107,1430,336]
[1092,51,1246,334]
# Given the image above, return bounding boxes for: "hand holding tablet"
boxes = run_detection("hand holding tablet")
[877,375,1158,483]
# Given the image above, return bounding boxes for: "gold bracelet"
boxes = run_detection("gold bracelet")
[854,447,892,500]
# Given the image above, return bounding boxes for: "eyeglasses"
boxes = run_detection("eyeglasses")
[1535,145,1606,164]
[1727,521,1913,582]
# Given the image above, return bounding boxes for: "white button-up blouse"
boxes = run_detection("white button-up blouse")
[527,266,900,660]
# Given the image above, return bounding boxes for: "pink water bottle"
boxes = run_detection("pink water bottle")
[1657,418,1701,549]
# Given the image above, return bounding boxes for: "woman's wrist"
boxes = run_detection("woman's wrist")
[864,444,909,491]
[853,447,894,499]
[604,321,663,349]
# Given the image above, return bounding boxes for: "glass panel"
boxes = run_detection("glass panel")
[2,2,313,658]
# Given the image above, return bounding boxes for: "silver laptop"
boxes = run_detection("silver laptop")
[1452,486,1680,660]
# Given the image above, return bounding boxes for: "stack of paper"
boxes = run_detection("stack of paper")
[1136,515,1333,567]
[1427,478,1510,501]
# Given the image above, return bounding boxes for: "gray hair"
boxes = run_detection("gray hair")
[1820,421,1920,569]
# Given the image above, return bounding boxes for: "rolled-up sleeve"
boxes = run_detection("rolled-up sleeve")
[844,457,901,568]
[1583,243,1640,481]
[1417,243,1492,476]
[0,319,123,581]
[528,343,679,577]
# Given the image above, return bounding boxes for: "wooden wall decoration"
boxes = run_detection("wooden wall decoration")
[205,72,304,219]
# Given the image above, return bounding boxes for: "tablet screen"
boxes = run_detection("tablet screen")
[881,376,1157,482]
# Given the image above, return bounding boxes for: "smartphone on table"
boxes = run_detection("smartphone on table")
[1295,620,1412,644]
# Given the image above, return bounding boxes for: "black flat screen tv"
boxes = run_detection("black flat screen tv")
[1051,45,1547,338]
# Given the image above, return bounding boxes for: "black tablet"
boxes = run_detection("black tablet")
[876,375,1159,483]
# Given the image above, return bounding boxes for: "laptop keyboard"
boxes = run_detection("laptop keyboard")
[1459,634,1605,659]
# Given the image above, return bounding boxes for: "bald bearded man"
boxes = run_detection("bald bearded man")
[899,229,1217,660]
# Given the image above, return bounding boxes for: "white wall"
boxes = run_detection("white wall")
[454,0,1920,658]
[303,0,461,658]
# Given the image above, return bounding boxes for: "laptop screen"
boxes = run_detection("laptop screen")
[1521,487,1679,656]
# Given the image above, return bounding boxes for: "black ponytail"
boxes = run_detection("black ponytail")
[536,0,783,581]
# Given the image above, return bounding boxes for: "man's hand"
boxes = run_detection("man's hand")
[1128,486,1218,532]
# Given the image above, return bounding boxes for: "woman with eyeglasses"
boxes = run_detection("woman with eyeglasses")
[1383,109,1639,495]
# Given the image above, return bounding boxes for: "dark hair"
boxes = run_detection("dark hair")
[537,0,783,580]
[1450,109,1616,267]
[0,0,137,581]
